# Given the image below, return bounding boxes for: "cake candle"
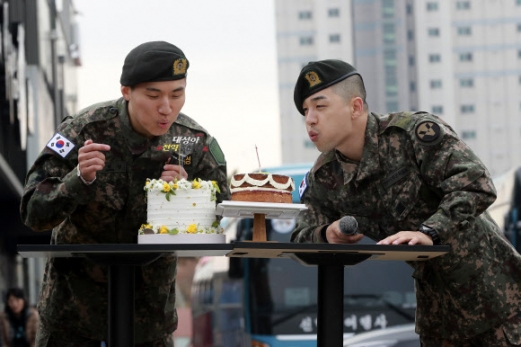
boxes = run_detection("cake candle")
[255,144,262,172]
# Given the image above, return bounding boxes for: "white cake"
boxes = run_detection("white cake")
[138,178,224,243]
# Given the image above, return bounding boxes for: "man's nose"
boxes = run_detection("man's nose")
[158,97,172,114]
[305,109,317,126]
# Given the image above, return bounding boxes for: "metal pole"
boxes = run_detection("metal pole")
[317,264,344,347]
[108,264,134,347]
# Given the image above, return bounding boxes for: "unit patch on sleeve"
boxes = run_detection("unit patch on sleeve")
[46,133,75,158]
[414,121,444,146]
[208,138,225,166]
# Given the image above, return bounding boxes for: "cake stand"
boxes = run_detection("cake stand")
[216,201,308,241]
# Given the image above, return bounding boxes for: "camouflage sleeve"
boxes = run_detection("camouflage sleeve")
[412,116,497,242]
[193,135,230,203]
[20,121,91,231]
[291,171,336,244]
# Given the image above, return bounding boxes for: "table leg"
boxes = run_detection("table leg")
[317,264,344,347]
[253,213,267,241]
[108,264,135,347]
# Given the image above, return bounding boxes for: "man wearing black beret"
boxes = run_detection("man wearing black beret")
[291,59,521,345]
[21,41,230,346]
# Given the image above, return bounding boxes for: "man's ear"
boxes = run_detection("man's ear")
[351,97,364,119]
[121,85,131,100]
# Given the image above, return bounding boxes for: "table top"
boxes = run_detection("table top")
[216,201,307,219]
[18,242,449,263]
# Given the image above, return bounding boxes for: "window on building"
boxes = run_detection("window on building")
[517,0,521,5]
[461,130,477,139]
[430,80,442,89]
[517,23,521,32]
[299,11,312,20]
[407,30,414,40]
[427,2,438,11]
[385,66,397,79]
[460,104,475,113]
[457,27,472,35]
[386,77,398,88]
[299,36,314,46]
[432,106,443,114]
[385,65,397,96]
[518,50,521,59]
[384,49,397,62]
[460,78,474,87]
[383,23,396,44]
[386,101,399,112]
[409,56,415,66]
[410,81,416,92]
[456,1,471,10]
[428,28,440,37]
[328,8,340,17]
[429,54,441,63]
[384,49,396,60]
[386,86,398,97]
[519,75,521,84]
[329,34,341,43]
[382,0,395,18]
[406,3,413,14]
[459,52,473,61]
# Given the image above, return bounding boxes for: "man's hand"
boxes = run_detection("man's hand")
[325,220,364,244]
[77,139,110,182]
[161,164,188,182]
[377,231,433,246]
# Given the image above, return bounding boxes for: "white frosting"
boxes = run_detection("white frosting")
[230,173,295,193]
[141,178,220,235]
[229,187,291,194]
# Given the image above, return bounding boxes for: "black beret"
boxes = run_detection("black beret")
[120,41,189,87]
[293,59,360,115]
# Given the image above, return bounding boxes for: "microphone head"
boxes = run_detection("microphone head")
[339,216,359,236]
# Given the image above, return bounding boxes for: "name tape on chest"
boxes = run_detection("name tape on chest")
[46,133,75,158]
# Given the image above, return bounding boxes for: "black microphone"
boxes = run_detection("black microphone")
[339,216,359,236]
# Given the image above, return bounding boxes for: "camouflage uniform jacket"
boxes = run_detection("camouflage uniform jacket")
[20,97,230,342]
[292,111,521,339]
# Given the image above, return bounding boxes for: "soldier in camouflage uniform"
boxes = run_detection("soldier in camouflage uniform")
[20,41,230,347]
[291,59,521,346]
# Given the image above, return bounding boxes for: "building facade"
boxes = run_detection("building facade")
[275,0,521,178]
[0,0,81,305]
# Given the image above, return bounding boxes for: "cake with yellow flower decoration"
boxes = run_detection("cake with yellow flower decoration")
[137,178,224,244]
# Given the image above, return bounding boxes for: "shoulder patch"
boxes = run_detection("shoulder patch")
[298,172,309,200]
[208,138,226,166]
[415,120,444,146]
[46,133,75,158]
[379,112,416,133]
[175,113,209,133]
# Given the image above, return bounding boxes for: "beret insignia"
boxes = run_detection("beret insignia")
[173,58,188,76]
[415,121,443,145]
[305,71,322,88]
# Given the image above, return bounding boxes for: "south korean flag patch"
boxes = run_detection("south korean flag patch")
[298,172,309,200]
[46,133,75,158]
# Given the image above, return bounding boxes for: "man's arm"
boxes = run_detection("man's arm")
[20,123,109,231]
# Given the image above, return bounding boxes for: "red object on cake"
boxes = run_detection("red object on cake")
[230,173,295,203]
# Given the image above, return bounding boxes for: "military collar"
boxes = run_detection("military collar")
[357,113,380,181]
[338,113,380,185]
[117,98,159,155]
